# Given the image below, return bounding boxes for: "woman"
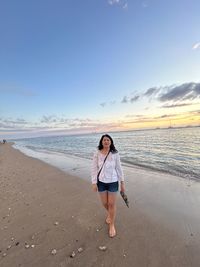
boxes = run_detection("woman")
[91,134,125,238]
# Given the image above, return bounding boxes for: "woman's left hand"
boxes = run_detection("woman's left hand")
[120,181,125,192]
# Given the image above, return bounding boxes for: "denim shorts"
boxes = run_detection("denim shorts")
[97,181,119,193]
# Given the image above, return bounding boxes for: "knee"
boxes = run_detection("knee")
[108,202,115,209]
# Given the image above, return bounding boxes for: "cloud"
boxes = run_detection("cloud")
[3,118,28,124]
[0,114,126,139]
[40,115,59,123]
[124,113,184,125]
[133,82,200,104]
[108,0,128,9]
[125,114,145,118]
[100,102,106,107]
[121,96,128,103]
[39,116,96,129]
[127,82,200,105]
[158,82,200,102]
[190,110,200,115]
[143,87,160,97]
[108,0,120,5]
[102,94,140,106]
[192,42,200,50]
[0,128,32,132]
[194,83,200,94]
[160,103,198,108]
[130,95,140,102]
[99,82,200,108]
[0,117,29,128]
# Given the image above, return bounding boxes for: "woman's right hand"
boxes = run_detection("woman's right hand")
[92,184,98,192]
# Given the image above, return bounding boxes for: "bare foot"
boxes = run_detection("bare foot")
[106,216,111,224]
[109,224,116,238]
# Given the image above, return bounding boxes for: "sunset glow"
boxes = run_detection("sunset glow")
[0,1,200,139]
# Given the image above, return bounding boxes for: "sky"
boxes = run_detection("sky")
[0,0,200,139]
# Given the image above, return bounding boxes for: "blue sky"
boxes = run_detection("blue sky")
[0,0,200,139]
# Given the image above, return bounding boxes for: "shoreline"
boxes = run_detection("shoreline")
[0,143,200,266]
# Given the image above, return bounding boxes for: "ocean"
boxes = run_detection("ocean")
[12,127,200,181]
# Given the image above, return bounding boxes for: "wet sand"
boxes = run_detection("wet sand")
[0,143,200,267]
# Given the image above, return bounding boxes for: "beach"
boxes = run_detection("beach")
[0,143,200,267]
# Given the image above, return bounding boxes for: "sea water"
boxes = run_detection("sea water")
[12,127,200,181]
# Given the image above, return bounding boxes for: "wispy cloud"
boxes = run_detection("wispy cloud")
[121,96,128,103]
[108,0,119,4]
[123,111,198,125]
[190,110,200,115]
[192,42,200,50]
[0,115,119,132]
[108,0,128,9]
[0,117,30,130]
[143,87,160,97]
[40,115,59,123]
[0,115,125,138]
[160,103,199,109]
[130,95,140,102]
[125,114,146,118]
[100,102,106,107]
[125,113,177,120]
[39,116,96,128]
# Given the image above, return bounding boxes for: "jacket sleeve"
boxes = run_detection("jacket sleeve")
[91,151,98,184]
[115,153,124,182]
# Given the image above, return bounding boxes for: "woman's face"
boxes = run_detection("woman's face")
[102,136,111,149]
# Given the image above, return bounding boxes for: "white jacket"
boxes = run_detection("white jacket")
[91,150,124,184]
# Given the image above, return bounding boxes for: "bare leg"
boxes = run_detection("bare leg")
[99,192,111,224]
[107,192,117,237]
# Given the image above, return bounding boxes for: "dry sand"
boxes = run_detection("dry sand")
[0,143,199,267]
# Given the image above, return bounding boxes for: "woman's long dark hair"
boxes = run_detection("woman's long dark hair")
[98,134,118,153]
